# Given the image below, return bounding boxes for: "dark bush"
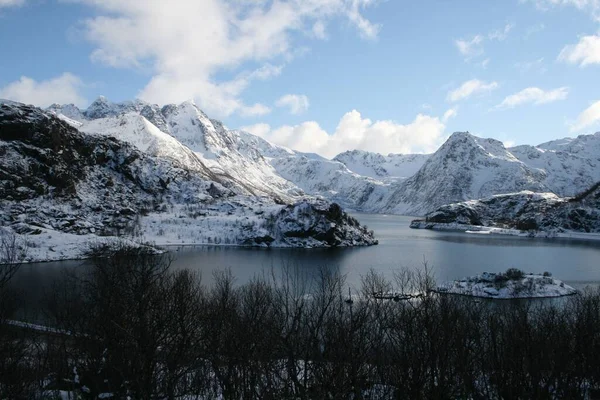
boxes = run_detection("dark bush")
[505,267,525,280]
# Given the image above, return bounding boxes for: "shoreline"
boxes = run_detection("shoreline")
[410,221,600,242]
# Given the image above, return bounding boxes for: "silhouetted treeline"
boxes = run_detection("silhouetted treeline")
[1,242,600,399]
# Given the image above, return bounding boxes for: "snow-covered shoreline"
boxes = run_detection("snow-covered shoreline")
[436,271,578,299]
[410,220,600,242]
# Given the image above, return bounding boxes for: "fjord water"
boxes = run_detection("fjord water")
[12,214,600,316]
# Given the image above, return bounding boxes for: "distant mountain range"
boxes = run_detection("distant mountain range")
[48,96,600,217]
[3,96,599,260]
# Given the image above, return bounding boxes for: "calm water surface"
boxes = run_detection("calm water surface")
[11,214,600,318]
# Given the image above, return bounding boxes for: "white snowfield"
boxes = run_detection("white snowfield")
[437,272,577,299]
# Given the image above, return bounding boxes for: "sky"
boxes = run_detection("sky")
[1,0,600,158]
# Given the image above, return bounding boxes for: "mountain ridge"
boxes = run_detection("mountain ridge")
[47,97,600,216]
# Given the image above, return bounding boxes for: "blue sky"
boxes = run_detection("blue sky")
[1,0,600,158]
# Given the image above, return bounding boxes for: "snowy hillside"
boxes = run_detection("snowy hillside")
[509,132,600,196]
[79,113,216,179]
[271,155,390,211]
[0,101,377,262]
[333,150,429,181]
[413,181,600,237]
[50,97,383,210]
[382,132,548,215]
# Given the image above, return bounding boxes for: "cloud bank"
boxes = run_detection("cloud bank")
[73,0,381,118]
[0,73,86,107]
[243,110,448,159]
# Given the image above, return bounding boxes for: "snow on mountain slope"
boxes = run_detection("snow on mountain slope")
[509,132,600,196]
[271,155,389,211]
[47,98,600,218]
[333,150,430,181]
[160,101,304,201]
[0,101,378,262]
[54,98,305,202]
[79,113,216,180]
[382,132,548,215]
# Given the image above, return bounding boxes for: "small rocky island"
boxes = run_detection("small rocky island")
[436,268,577,299]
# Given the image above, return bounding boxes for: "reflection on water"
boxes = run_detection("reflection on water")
[9,214,600,321]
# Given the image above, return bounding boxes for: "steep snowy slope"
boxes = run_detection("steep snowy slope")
[415,181,600,236]
[333,150,430,181]
[0,101,377,262]
[382,132,548,215]
[271,155,389,211]
[53,98,305,202]
[79,113,216,180]
[161,101,306,201]
[509,132,600,196]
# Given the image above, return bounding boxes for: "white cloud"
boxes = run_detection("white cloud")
[243,110,447,159]
[312,21,327,39]
[345,0,381,40]
[525,23,545,38]
[455,24,513,60]
[275,94,310,114]
[443,107,458,122]
[558,35,600,66]
[0,0,25,8]
[488,23,514,41]
[0,73,86,107]
[72,0,381,117]
[240,103,271,117]
[479,58,490,68]
[523,0,600,21]
[495,87,569,109]
[447,79,499,102]
[242,122,272,138]
[455,35,484,58]
[514,57,546,73]
[570,100,600,132]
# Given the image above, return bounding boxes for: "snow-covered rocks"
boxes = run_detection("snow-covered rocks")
[411,182,600,237]
[0,100,378,263]
[437,269,577,299]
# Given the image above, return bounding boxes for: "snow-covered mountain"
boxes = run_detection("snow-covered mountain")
[509,132,600,197]
[49,97,385,210]
[415,181,600,235]
[271,155,389,211]
[0,101,377,262]
[333,150,430,181]
[381,132,549,215]
[50,98,304,202]
[48,98,600,217]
